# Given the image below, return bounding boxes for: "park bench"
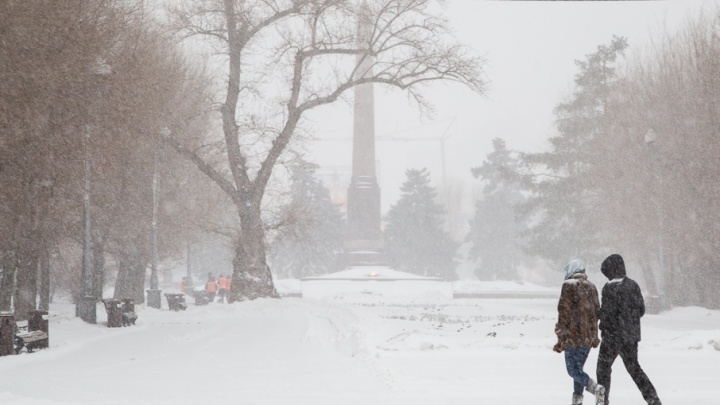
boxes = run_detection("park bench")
[164,293,187,311]
[121,298,138,326]
[102,298,138,327]
[192,290,211,305]
[14,321,48,354]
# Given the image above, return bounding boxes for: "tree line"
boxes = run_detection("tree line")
[470,12,720,309]
[0,1,222,319]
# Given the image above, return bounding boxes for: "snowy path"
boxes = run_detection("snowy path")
[0,297,718,404]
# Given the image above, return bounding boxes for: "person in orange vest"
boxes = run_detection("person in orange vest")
[179,277,188,294]
[206,276,218,302]
[217,275,231,303]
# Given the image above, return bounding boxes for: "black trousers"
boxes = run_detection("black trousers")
[597,339,660,405]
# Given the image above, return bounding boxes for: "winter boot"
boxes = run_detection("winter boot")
[572,393,584,405]
[647,397,662,405]
[585,378,598,395]
[595,385,606,405]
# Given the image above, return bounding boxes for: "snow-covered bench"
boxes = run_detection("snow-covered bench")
[14,321,48,354]
[164,294,187,311]
[102,298,138,327]
[191,290,211,305]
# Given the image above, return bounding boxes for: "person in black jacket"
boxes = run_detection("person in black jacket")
[596,254,661,405]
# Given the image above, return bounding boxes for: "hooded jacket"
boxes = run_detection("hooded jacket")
[599,254,645,343]
[555,272,600,350]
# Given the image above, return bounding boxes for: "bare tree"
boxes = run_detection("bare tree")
[620,11,720,308]
[168,0,485,300]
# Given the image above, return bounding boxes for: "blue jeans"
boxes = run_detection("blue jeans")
[564,347,591,394]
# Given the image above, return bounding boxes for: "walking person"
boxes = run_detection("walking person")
[179,277,188,294]
[554,259,602,405]
[206,276,218,303]
[217,274,231,303]
[596,254,662,405]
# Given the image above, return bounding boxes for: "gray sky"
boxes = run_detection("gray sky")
[305,0,718,215]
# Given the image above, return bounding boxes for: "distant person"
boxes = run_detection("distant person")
[596,254,662,405]
[217,274,231,303]
[206,276,218,302]
[179,277,188,294]
[553,259,602,405]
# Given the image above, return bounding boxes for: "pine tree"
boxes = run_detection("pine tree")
[517,36,629,271]
[269,159,345,279]
[467,138,527,280]
[384,168,459,280]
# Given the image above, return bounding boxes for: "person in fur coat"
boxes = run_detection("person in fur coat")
[554,259,601,405]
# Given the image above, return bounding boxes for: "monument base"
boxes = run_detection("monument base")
[301,265,453,300]
[344,251,387,267]
[343,239,386,267]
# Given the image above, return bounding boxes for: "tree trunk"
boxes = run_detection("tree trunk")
[130,255,146,304]
[92,236,105,301]
[38,246,50,311]
[14,243,39,321]
[0,252,16,311]
[696,259,714,308]
[114,256,130,300]
[113,242,146,303]
[228,204,278,302]
[665,254,680,307]
[639,259,659,297]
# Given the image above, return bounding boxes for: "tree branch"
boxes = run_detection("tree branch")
[159,131,241,205]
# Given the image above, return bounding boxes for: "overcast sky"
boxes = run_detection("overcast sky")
[305,0,720,215]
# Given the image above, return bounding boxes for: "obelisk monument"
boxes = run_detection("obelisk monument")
[344,1,384,266]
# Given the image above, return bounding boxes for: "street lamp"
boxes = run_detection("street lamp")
[77,59,111,324]
[146,128,168,309]
[644,127,668,312]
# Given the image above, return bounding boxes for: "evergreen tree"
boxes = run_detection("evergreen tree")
[467,138,527,280]
[269,159,345,279]
[384,168,459,280]
[517,36,629,271]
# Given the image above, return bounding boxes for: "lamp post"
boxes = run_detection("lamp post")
[146,129,167,308]
[186,240,193,289]
[77,59,111,323]
[77,117,96,323]
[644,127,668,312]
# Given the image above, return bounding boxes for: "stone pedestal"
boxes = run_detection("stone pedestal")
[346,177,382,243]
[343,239,386,267]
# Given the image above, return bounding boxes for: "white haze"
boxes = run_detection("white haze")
[305,0,716,217]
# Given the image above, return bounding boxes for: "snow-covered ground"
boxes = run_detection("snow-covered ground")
[1,286,719,405]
